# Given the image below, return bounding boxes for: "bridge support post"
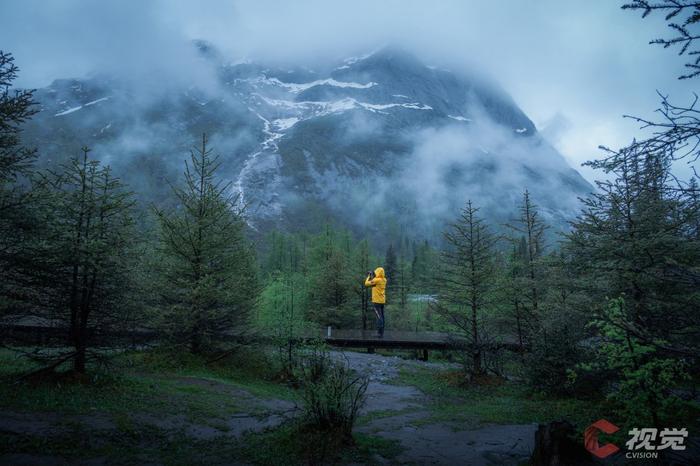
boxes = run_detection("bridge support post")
[420,349,429,361]
[367,347,374,354]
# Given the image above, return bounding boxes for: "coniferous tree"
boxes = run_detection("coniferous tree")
[34,148,138,373]
[262,226,366,331]
[384,243,397,290]
[257,252,310,374]
[154,134,258,353]
[410,240,438,293]
[623,1,700,80]
[1,55,139,371]
[0,51,36,192]
[501,242,527,349]
[0,51,39,315]
[397,256,408,312]
[685,176,700,240]
[353,239,371,330]
[567,144,700,424]
[506,190,548,340]
[264,230,286,273]
[306,225,354,328]
[433,200,498,377]
[568,145,700,357]
[524,250,592,393]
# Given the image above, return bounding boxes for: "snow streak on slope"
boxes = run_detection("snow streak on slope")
[251,95,432,116]
[54,97,109,116]
[231,62,437,227]
[249,77,378,92]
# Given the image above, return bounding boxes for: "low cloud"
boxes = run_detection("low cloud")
[400,119,583,221]
[2,0,698,182]
[314,105,589,240]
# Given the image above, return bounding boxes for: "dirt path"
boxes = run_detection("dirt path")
[336,351,536,465]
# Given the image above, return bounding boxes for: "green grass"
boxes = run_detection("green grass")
[396,367,610,430]
[396,365,700,448]
[356,407,418,427]
[236,422,403,465]
[0,425,208,465]
[1,420,291,466]
[0,346,401,465]
[0,357,252,424]
[119,347,297,401]
[0,347,296,418]
[2,422,402,466]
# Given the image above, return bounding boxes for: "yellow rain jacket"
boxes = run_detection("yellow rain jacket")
[364,267,387,304]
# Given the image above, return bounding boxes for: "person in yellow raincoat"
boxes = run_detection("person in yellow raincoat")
[364,267,387,337]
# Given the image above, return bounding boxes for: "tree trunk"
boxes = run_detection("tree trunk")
[74,344,86,373]
[472,302,481,376]
[515,300,523,350]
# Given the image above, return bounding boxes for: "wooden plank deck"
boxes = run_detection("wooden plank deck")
[1,322,521,360]
[323,329,454,350]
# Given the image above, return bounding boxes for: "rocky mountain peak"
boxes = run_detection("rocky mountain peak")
[22,45,592,244]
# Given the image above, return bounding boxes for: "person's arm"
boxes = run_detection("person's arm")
[364,274,377,287]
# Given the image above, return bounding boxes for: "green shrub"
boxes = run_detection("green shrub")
[525,325,586,396]
[296,347,368,440]
[580,298,690,426]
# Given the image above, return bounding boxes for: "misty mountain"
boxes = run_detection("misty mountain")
[21,44,593,244]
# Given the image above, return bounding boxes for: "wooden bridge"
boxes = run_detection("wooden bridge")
[322,328,520,360]
[1,320,521,360]
[322,329,453,360]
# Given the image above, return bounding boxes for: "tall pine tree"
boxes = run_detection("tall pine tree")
[154,134,258,353]
[505,189,548,343]
[567,144,700,424]
[433,200,498,377]
[384,243,397,292]
[0,51,39,316]
[25,148,138,373]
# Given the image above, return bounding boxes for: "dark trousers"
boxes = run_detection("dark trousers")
[373,303,385,336]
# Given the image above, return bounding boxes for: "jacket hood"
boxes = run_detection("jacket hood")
[374,267,385,278]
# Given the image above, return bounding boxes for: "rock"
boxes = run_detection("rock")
[530,420,597,466]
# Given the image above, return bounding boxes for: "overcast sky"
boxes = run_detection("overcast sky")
[1,0,697,181]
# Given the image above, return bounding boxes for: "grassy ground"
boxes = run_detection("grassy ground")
[0,346,402,465]
[4,346,695,464]
[395,365,700,448]
[0,347,286,420]
[3,420,403,466]
[237,423,403,465]
[396,367,606,429]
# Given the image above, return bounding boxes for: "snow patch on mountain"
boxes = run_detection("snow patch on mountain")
[54,96,109,116]
[448,115,471,122]
[84,97,109,106]
[273,117,299,131]
[247,76,377,93]
[252,95,432,117]
[341,51,377,66]
[55,105,83,117]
